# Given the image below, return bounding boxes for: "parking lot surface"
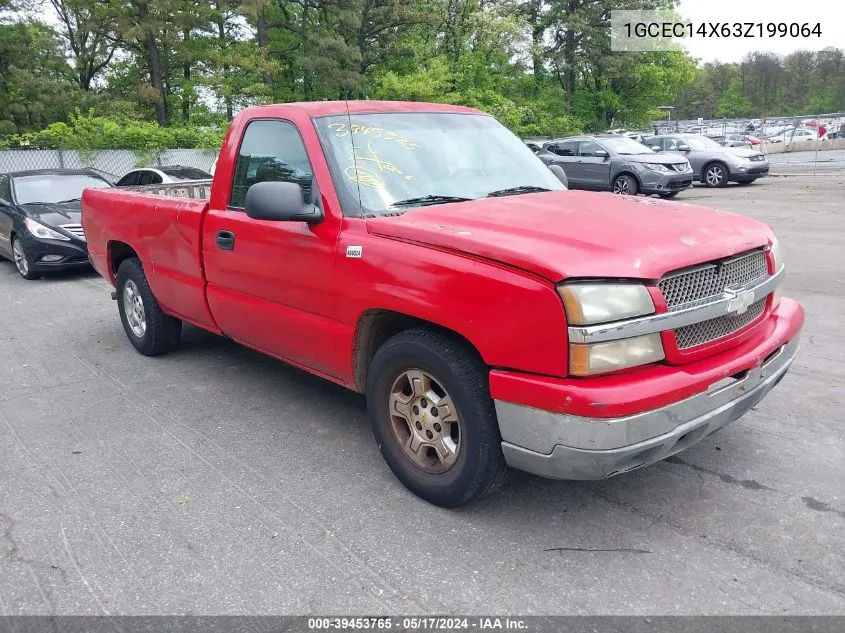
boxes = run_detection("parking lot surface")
[1,174,843,615]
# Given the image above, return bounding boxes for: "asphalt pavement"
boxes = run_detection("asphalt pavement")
[1,174,843,615]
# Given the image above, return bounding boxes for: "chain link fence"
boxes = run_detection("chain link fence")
[0,148,219,182]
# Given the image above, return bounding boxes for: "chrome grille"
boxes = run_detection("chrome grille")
[674,298,766,350]
[60,223,86,241]
[670,163,687,172]
[659,250,768,310]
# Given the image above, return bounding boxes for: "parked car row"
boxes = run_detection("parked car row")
[0,165,213,278]
[531,132,769,196]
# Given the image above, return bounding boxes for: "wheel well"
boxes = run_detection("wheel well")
[352,309,484,393]
[701,160,727,180]
[108,241,139,279]
[614,171,641,190]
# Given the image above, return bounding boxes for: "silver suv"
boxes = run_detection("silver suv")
[536,135,693,197]
[644,134,769,187]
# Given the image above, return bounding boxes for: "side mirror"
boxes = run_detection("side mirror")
[244,181,323,224]
[677,144,691,151]
[548,164,568,188]
[594,149,609,159]
[650,145,661,152]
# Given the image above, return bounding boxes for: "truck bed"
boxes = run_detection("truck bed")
[120,179,213,200]
[82,182,218,331]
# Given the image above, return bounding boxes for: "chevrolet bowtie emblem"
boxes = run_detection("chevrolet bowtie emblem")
[724,287,754,315]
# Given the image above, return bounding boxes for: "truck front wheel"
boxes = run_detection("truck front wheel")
[116,258,182,356]
[366,329,507,507]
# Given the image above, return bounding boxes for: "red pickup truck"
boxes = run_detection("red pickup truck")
[82,101,804,507]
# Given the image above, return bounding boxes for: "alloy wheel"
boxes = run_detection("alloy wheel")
[123,279,147,338]
[12,240,29,276]
[706,165,725,186]
[387,368,462,474]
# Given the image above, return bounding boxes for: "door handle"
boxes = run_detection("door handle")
[216,230,235,250]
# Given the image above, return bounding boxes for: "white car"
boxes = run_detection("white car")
[766,128,819,144]
[115,166,213,187]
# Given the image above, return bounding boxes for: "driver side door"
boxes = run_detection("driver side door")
[576,140,612,190]
[202,118,345,378]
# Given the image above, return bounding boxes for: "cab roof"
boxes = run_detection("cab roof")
[239,100,485,118]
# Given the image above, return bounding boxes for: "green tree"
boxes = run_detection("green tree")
[48,0,122,90]
[715,77,752,118]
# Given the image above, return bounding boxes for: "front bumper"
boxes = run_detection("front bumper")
[639,170,694,194]
[18,232,90,271]
[494,300,802,480]
[730,162,769,178]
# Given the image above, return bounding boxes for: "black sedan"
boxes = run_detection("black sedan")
[0,169,112,279]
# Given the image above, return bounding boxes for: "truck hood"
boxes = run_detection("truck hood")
[366,191,772,281]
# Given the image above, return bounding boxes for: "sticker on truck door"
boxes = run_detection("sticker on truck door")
[346,245,363,258]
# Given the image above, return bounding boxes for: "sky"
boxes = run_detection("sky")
[676,0,845,63]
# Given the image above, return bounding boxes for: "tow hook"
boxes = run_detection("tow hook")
[110,290,117,300]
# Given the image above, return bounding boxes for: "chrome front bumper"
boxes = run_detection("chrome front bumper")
[496,336,798,480]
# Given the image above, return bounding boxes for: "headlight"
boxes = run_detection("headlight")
[570,334,665,376]
[769,238,784,309]
[641,163,672,173]
[24,217,70,241]
[559,283,655,325]
[769,238,784,272]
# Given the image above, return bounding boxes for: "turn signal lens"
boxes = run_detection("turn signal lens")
[570,334,665,376]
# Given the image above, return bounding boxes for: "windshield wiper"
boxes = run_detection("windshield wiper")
[486,185,551,197]
[389,194,474,208]
[55,198,81,203]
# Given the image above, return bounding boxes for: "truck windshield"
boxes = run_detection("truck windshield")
[314,112,565,217]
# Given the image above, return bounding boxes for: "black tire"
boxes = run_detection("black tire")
[659,191,681,198]
[11,236,39,280]
[612,174,638,195]
[366,328,507,507]
[703,162,728,188]
[116,258,182,356]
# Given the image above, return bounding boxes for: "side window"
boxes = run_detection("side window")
[116,172,140,187]
[552,142,576,157]
[664,137,682,150]
[645,137,661,150]
[577,141,604,157]
[137,171,159,186]
[0,176,11,201]
[230,120,313,209]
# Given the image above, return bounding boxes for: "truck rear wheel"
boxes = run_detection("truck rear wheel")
[366,328,507,507]
[116,258,182,356]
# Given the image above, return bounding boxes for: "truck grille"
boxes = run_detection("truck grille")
[674,298,766,349]
[60,223,86,241]
[658,250,768,309]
